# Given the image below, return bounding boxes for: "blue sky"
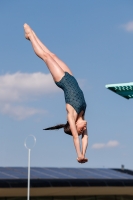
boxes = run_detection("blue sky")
[0,1,133,169]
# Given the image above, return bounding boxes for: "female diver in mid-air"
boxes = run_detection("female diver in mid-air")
[24,24,88,163]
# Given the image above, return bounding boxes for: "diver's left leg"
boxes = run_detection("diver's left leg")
[24,24,65,82]
[32,30,73,75]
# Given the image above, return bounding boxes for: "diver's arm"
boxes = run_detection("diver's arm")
[81,128,88,157]
[67,113,83,159]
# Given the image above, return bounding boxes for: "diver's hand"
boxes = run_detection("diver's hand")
[77,155,88,164]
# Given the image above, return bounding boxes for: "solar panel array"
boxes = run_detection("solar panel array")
[0,167,133,180]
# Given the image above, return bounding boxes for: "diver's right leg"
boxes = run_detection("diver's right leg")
[32,30,73,75]
[24,24,64,82]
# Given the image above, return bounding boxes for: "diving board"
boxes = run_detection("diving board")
[105,82,133,99]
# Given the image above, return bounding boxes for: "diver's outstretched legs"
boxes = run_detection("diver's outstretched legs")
[32,30,73,75]
[24,24,64,82]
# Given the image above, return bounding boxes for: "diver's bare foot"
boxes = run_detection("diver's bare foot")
[23,23,32,40]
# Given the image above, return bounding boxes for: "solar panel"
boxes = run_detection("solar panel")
[79,168,111,179]
[0,167,133,180]
[84,168,133,179]
[31,168,59,179]
[105,82,133,99]
[44,168,76,179]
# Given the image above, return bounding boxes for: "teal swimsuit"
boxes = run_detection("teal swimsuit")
[55,72,86,114]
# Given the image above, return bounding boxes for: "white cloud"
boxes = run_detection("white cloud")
[92,140,119,149]
[121,21,133,32]
[0,72,59,119]
[106,140,119,147]
[77,79,87,88]
[0,72,60,103]
[0,72,88,120]
[0,104,46,120]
